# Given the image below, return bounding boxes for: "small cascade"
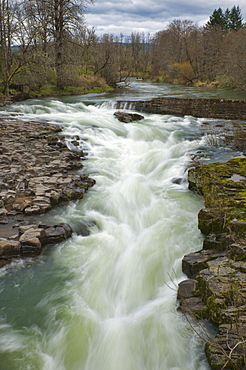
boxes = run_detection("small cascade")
[100,100,140,111]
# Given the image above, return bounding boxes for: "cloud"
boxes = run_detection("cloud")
[86,0,246,36]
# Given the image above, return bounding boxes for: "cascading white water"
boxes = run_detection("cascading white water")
[0,90,211,369]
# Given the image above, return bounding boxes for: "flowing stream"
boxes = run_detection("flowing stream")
[1,80,244,370]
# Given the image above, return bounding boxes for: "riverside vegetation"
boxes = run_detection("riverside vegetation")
[0,2,246,100]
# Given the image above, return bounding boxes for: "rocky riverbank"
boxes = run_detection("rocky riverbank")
[0,119,95,268]
[178,158,246,369]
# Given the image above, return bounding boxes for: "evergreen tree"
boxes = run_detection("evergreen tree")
[205,7,226,30]
[227,5,244,30]
[205,6,244,31]
[224,8,231,29]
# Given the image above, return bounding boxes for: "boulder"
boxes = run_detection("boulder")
[114,111,144,123]
[19,227,47,246]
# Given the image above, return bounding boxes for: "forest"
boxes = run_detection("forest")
[0,0,245,98]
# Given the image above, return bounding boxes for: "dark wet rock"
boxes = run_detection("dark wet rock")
[114,111,144,123]
[178,296,205,317]
[182,250,210,278]
[0,259,11,268]
[177,279,196,299]
[44,223,73,244]
[20,227,43,257]
[71,140,80,146]
[182,249,229,279]
[203,234,223,250]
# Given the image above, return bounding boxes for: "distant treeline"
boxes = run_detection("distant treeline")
[0,1,245,96]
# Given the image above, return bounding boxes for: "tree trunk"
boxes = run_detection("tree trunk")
[0,0,11,96]
[54,0,64,89]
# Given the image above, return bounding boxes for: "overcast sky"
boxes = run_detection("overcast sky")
[85,0,246,36]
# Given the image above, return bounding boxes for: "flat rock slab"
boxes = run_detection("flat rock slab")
[0,120,95,217]
[0,119,95,266]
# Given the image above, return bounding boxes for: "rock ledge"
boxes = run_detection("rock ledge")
[178,158,246,369]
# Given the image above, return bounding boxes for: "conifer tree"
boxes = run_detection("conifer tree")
[227,5,244,30]
[205,7,226,30]
[205,6,244,31]
[224,8,231,29]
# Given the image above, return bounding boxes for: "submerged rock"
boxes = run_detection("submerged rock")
[72,221,95,236]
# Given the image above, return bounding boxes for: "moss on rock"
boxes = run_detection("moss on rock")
[188,158,246,239]
[179,158,246,369]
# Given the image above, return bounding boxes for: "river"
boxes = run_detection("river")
[0,80,245,370]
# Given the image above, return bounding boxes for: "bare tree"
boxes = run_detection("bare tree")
[151,20,198,83]
[221,26,246,90]
[23,0,94,89]
[51,0,94,89]
[93,33,132,87]
[0,0,16,95]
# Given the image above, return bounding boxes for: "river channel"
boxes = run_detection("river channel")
[1,80,246,370]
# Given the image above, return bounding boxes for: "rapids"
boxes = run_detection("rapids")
[0,80,236,369]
